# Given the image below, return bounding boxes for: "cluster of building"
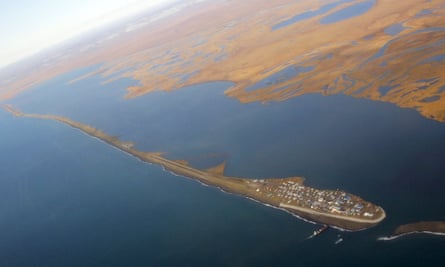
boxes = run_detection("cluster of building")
[253,179,378,219]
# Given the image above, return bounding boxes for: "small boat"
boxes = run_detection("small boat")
[335,235,343,245]
[307,225,329,239]
[314,225,329,236]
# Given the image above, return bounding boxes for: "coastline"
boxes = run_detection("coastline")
[378,221,445,241]
[2,105,386,231]
[280,203,386,224]
[378,231,445,241]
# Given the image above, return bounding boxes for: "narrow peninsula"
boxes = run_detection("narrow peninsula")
[379,221,445,241]
[2,105,386,231]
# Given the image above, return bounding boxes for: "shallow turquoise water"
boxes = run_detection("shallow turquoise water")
[2,65,445,266]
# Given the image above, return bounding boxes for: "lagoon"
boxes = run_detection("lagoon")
[3,66,445,266]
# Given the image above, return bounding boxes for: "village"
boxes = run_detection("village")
[250,179,380,220]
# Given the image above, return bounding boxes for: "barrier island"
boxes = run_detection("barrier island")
[3,105,386,231]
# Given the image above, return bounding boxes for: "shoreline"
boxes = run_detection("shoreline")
[2,104,386,231]
[280,203,386,224]
[378,231,445,241]
[378,221,445,241]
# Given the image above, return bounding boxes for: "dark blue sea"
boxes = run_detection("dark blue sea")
[1,66,445,266]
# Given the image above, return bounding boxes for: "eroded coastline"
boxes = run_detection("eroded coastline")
[2,105,386,231]
[378,221,445,241]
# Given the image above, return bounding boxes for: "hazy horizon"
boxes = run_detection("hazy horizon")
[0,0,177,69]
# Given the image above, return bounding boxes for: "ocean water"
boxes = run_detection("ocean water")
[2,66,445,266]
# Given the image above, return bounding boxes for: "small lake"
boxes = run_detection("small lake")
[3,65,445,266]
[384,23,407,36]
[246,65,314,92]
[271,0,377,31]
[272,1,349,31]
[320,0,375,24]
